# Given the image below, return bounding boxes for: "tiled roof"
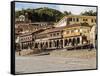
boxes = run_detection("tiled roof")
[19,23,91,36]
[66,15,96,18]
[37,26,65,35]
[19,32,33,36]
[37,24,81,35]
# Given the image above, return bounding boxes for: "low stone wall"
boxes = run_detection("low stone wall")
[16,49,34,56]
[16,49,42,56]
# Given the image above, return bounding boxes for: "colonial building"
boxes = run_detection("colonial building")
[63,24,91,49]
[34,27,65,50]
[16,15,97,51]
[15,13,30,23]
[15,22,54,36]
[29,22,54,30]
[18,32,33,50]
[55,15,96,27]
[54,15,97,49]
[15,29,45,50]
[33,24,91,50]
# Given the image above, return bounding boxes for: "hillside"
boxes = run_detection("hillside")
[15,7,66,22]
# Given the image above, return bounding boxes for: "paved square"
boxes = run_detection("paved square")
[15,52,96,74]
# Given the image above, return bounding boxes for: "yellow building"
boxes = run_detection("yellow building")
[33,23,92,50]
[63,24,91,48]
[55,15,96,27]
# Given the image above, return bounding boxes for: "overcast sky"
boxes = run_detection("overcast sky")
[15,2,97,15]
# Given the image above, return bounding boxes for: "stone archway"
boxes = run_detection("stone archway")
[60,39,63,48]
[23,43,26,49]
[49,41,52,48]
[64,39,68,46]
[53,40,56,48]
[72,38,76,46]
[30,42,33,49]
[25,43,28,49]
[40,42,43,49]
[76,37,80,45]
[21,43,23,49]
[45,42,48,48]
[35,43,38,48]
[57,40,59,48]
[23,43,25,49]
[68,38,72,45]
[82,35,88,44]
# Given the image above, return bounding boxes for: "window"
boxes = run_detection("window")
[50,34,52,37]
[73,18,75,21]
[66,31,69,34]
[91,19,93,23]
[28,37,29,39]
[84,30,87,33]
[76,18,79,22]
[83,19,87,21]
[21,38,23,41]
[87,29,90,33]
[69,18,72,21]
[95,19,96,23]
[57,33,59,35]
[71,30,74,33]
[53,33,56,36]
[77,37,80,44]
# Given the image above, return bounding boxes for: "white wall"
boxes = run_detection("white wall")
[55,18,67,27]
[0,0,99,76]
[55,21,67,27]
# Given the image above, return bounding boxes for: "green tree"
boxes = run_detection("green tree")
[64,11,72,15]
[15,7,65,22]
[81,10,97,16]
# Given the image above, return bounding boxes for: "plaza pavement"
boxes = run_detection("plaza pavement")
[15,52,96,74]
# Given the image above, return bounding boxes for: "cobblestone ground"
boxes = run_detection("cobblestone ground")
[15,50,97,74]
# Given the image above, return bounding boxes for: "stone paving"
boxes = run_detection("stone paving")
[15,53,96,74]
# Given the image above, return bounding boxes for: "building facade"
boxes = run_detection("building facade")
[15,15,97,51]
[34,24,91,50]
[34,27,64,50]
[19,32,33,50]
[55,15,96,27]
[63,24,91,49]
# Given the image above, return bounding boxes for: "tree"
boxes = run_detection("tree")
[15,7,65,22]
[64,11,72,15]
[81,10,97,16]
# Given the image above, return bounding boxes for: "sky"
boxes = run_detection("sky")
[15,2,97,15]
